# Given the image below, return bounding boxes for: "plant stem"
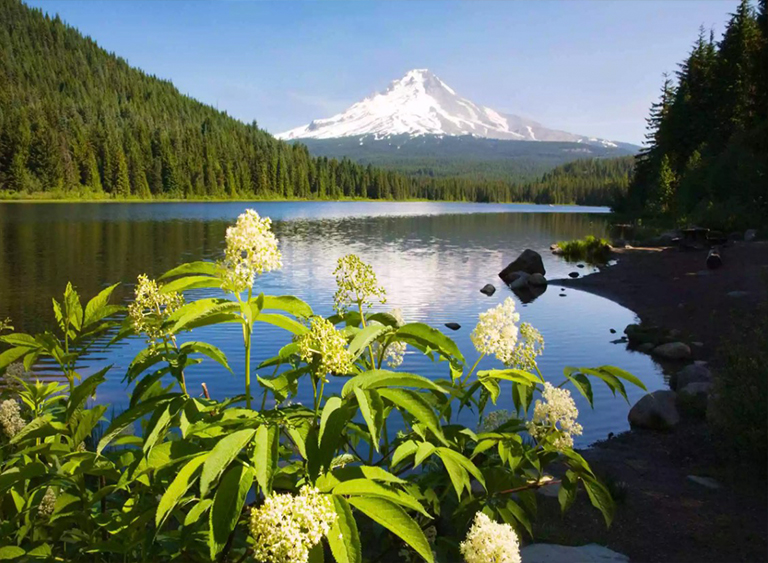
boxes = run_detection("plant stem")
[462,352,485,385]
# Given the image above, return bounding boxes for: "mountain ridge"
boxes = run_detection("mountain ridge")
[278,69,633,149]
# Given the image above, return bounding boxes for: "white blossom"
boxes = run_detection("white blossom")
[128,274,184,344]
[0,399,26,438]
[479,409,513,433]
[506,322,544,372]
[296,317,353,378]
[373,308,407,368]
[2,362,31,392]
[333,254,386,313]
[471,298,520,364]
[220,209,282,294]
[527,382,583,450]
[460,511,521,563]
[38,487,57,518]
[249,486,337,563]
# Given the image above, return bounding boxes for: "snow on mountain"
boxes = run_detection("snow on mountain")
[277,69,620,148]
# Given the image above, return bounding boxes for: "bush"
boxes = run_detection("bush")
[556,236,612,264]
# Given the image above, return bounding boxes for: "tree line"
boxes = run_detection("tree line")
[0,0,630,206]
[617,0,767,229]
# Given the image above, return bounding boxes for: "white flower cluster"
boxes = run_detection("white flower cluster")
[220,209,282,294]
[373,308,407,368]
[479,409,513,433]
[2,362,31,392]
[38,487,57,518]
[296,317,353,378]
[0,399,26,438]
[333,254,386,313]
[128,274,184,343]
[460,511,521,563]
[506,322,544,372]
[249,486,337,563]
[471,298,520,364]
[527,382,583,450]
[0,317,12,332]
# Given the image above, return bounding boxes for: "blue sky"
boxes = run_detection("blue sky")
[26,0,740,145]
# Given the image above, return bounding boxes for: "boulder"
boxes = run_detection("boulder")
[744,229,757,242]
[509,271,530,290]
[652,342,691,360]
[706,249,722,269]
[528,273,547,287]
[637,342,655,353]
[480,284,496,296]
[628,390,680,430]
[670,363,711,390]
[680,381,712,397]
[678,381,712,414]
[550,244,563,255]
[521,543,629,563]
[499,249,546,282]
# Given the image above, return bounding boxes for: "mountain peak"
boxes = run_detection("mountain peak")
[277,71,621,148]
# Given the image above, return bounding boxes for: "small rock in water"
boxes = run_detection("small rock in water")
[687,475,721,490]
[559,293,566,297]
[610,328,617,334]
[568,272,580,278]
[577,264,585,268]
[610,337,628,344]
[444,322,461,331]
[479,283,496,296]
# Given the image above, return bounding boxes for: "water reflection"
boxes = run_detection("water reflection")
[0,202,664,444]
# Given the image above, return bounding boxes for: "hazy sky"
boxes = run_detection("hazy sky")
[26,0,741,145]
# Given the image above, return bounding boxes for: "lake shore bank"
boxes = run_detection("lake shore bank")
[541,241,768,562]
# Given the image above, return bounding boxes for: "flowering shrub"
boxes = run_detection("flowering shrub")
[0,209,646,562]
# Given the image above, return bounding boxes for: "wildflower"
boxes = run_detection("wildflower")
[296,317,353,378]
[128,274,184,344]
[479,409,513,433]
[506,322,545,371]
[249,486,337,563]
[38,487,56,518]
[220,209,282,294]
[526,382,583,450]
[0,399,26,438]
[333,254,386,314]
[0,317,12,333]
[2,362,31,392]
[471,298,520,364]
[373,308,407,368]
[460,511,521,563]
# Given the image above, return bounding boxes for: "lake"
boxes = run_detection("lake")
[0,201,665,445]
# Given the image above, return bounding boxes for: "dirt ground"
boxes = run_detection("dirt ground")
[534,240,768,563]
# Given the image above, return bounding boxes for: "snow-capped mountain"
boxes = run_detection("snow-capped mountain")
[277,69,622,148]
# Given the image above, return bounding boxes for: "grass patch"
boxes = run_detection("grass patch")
[556,235,612,264]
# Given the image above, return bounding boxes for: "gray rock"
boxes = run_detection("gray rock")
[521,543,629,563]
[628,390,680,430]
[679,381,713,397]
[637,342,655,353]
[528,273,547,287]
[499,249,546,282]
[687,475,721,490]
[671,363,712,390]
[744,229,757,242]
[480,284,496,296]
[652,342,691,360]
[550,243,563,255]
[510,272,530,290]
[610,328,616,334]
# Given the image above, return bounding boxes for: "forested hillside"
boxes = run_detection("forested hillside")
[0,0,630,205]
[617,0,767,228]
[296,135,637,182]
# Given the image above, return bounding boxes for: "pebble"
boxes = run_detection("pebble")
[444,322,461,331]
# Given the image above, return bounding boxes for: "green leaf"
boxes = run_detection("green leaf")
[161,261,219,279]
[333,479,430,517]
[184,498,212,527]
[414,442,436,467]
[179,341,232,373]
[558,470,578,513]
[253,425,279,495]
[342,370,444,398]
[477,368,541,386]
[9,415,52,445]
[0,333,40,349]
[97,394,178,453]
[260,295,313,318]
[565,372,594,408]
[578,367,628,402]
[353,388,383,451]
[377,388,446,445]
[161,275,221,294]
[0,547,25,560]
[0,346,34,370]
[582,474,615,527]
[66,366,110,420]
[155,453,209,528]
[83,283,120,328]
[347,497,433,563]
[327,496,361,563]
[597,365,647,392]
[209,464,255,559]
[391,440,418,467]
[347,324,390,359]
[169,298,240,334]
[255,312,308,335]
[395,323,465,365]
[499,499,532,538]
[200,429,257,497]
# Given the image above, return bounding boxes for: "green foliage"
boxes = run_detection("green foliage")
[620,0,768,229]
[556,235,612,264]
[0,217,647,562]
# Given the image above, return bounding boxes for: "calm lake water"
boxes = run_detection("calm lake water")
[0,201,665,445]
